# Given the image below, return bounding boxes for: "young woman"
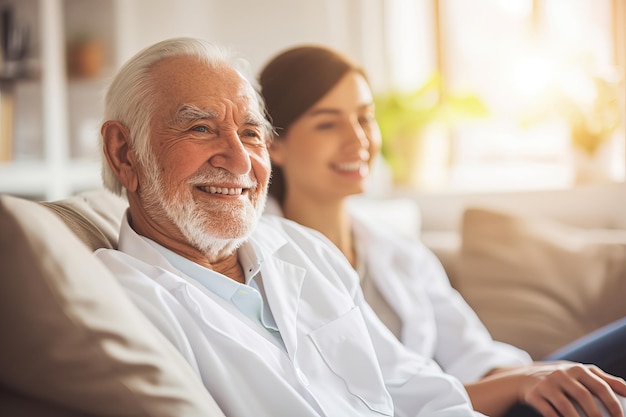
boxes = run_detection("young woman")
[258,45,626,417]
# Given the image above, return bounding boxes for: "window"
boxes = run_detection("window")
[376,0,625,192]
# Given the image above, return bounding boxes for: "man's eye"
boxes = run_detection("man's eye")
[241,130,263,141]
[191,125,210,133]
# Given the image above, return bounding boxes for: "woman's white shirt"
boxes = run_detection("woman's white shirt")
[351,212,531,382]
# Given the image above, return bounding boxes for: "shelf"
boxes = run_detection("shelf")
[0,0,116,201]
[0,71,39,82]
[0,159,101,200]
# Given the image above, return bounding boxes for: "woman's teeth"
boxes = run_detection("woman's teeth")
[335,161,363,172]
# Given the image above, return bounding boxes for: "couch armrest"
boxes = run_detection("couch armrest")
[0,193,224,416]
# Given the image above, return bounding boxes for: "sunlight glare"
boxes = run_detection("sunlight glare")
[496,0,533,18]
[511,53,555,103]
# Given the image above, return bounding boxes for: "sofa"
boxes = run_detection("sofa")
[426,205,626,360]
[0,190,225,416]
[2,189,625,415]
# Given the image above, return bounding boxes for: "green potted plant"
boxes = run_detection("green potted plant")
[520,71,623,184]
[374,73,488,188]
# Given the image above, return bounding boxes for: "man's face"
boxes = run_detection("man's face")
[135,56,271,261]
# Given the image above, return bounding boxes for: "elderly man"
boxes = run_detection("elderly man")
[95,37,479,417]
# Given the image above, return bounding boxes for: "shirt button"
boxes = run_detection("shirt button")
[295,367,309,386]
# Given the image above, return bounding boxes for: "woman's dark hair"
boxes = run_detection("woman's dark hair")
[258,45,366,203]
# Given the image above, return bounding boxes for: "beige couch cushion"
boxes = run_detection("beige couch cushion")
[0,193,224,416]
[40,189,127,251]
[457,207,626,360]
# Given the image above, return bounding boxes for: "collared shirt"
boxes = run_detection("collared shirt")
[143,237,283,347]
[97,211,480,417]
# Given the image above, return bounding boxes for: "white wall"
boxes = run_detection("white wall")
[114,0,217,63]
[113,0,387,86]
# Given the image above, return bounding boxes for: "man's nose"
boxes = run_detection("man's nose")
[208,130,252,175]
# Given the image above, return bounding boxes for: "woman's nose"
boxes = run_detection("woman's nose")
[348,120,371,149]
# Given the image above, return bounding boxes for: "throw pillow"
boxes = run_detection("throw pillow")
[0,194,224,416]
[40,189,127,250]
[456,207,626,359]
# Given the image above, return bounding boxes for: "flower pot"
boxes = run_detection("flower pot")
[68,40,104,78]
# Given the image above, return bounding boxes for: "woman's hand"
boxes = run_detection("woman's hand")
[515,362,626,417]
[465,362,626,417]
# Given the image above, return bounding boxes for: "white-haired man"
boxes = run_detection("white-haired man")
[96,37,479,417]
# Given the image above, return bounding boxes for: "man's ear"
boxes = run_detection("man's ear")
[268,135,286,166]
[101,121,139,193]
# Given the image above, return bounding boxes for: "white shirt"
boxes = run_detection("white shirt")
[351,213,532,382]
[264,197,531,383]
[145,237,283,347]
[96,211,480,417]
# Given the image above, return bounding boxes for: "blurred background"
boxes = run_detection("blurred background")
[0,0,624,228]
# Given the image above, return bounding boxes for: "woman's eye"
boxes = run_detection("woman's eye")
[316,121,336,130]
[359,114,376,125]
[359,113,376,123]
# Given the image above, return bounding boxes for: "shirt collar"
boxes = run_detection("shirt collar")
[142,237,264,300]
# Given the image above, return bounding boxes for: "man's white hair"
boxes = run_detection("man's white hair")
[100,37,272,195]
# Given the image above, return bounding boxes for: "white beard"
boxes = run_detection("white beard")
[140,150,267,261]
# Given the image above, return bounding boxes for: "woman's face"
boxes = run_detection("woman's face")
[270,71,382,203]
